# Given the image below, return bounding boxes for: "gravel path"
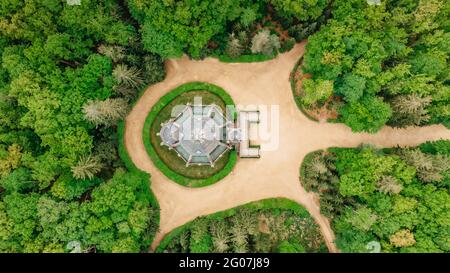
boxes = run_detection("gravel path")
[124,42,450,252]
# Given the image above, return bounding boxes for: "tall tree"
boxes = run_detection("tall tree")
[71,155,103,180]
[83,98,129,127]
[251,29,280,56]
[389,94,432,127]
[225,33,244,59]
[339,96,392,133]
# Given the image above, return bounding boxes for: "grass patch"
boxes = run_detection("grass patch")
[143,82,237,187]
[216,53,276,63]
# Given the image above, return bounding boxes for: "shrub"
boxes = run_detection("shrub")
[302,78,333,106]
[419,140,450,155]
[288,23,317,41]
[142,55,166,85]
[251,30,280,56]
[225,33,244,59]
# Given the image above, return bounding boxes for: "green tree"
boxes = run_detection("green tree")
[210,220,230,253]
[225,33,244,59]
[141,23,184,58]
[270,0,329,21]
[277,240,305,253]
[111,237,140,253]
[0,167,33,192]
[0,202,13,246]
[302,78,333,106]
[339,96,392,133]
[389,94,432,127]
[3,192,39,243]
[335,74,366,103]
[112,64,143,89]
[339,171,376,197]
[345,207,378,231]
[189,218,212,253]
[83,98,129,127]
[251,29,280,56]
[130,0,239,57]
[71,155,103,180]
[240,7,258,27]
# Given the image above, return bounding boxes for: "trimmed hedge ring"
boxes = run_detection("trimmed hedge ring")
[142,82,238,187]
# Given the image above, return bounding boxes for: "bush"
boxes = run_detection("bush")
[141,22,183,58]
[339,96,392,133]
[335,74,366,103]
[142,55,166,84]
[290,57,320,121]
[251,29,280,57]
[280,37,296,53]
[419,140,450,155]
[288,23,317,42]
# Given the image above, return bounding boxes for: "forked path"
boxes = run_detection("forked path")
[125,42,450,253]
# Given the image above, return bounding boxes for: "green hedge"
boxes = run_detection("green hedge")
[142,82,237,187]
[155,198,311,252]
[290,56,319,122]
[216,53,276,63]
[117,121,160,248]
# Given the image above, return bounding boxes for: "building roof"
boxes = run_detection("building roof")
[159,104,232,166]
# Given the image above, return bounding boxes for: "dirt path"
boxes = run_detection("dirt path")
[124,42,450,253]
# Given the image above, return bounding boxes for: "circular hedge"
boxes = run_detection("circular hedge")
[143,82,237,187]
[290,56,318,122]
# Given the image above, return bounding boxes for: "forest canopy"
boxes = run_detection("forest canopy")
[0,0,164,252]
[302,0,450,132]
[301,140,450,253]
[128,0,330,58]
[0,0,448,254]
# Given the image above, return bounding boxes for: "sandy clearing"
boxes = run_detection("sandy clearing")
[124,41,450,253]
